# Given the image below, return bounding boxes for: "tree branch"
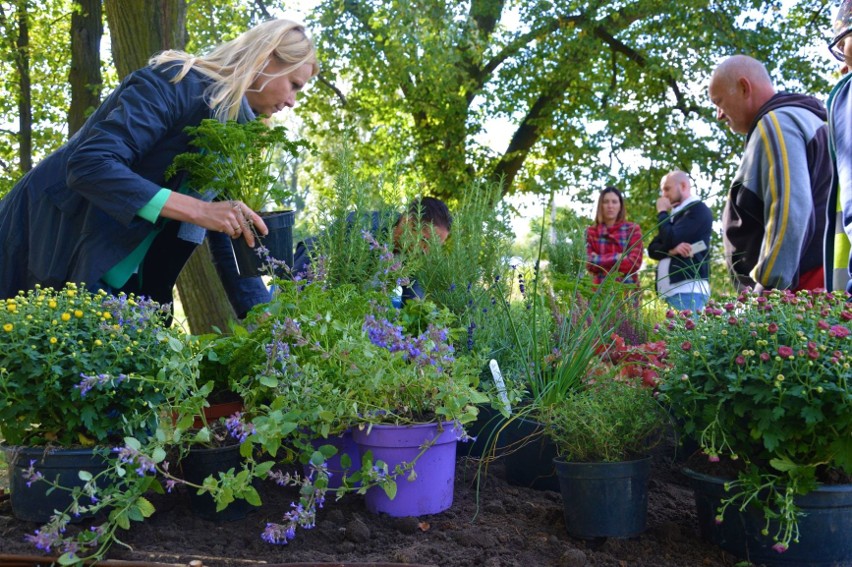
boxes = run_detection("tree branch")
[253,0,272,20]
[317,72,347,107]
[593,26,702,116]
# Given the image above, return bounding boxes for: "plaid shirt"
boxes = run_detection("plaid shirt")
[585,221,643,285]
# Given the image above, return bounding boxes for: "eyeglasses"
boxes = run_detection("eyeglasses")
[829,30,852,62]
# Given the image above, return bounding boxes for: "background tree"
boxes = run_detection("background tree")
[302,0,836,231]
[0,0,73,191]
[68,0,102,136]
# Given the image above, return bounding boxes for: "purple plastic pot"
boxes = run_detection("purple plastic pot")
[303,429,361,489]
[352,421,461,517]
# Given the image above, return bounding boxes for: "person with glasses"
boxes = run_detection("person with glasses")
[708,55,831,292]
[825,0,852,293]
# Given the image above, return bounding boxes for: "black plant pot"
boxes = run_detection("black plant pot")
[181,443,259,521]
[6,446,110,523]
[500,416,559,491]
[683,467,852,566]
[554,456,651,539]
[458,405,509,459]
[231,210,294,278]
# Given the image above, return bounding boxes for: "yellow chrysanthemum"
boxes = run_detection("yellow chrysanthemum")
[74,310,83,318]
[48,300,57,309]
[49,337,57,344]
[102,312,112,320]
[61,312,71,322]
[3,323,12,332]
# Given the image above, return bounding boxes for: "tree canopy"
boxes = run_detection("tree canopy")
[0,0,840,232]
[301,0,837,227]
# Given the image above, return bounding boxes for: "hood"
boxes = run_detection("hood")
[746,92,827,143]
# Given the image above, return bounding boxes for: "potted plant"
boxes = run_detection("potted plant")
[541,374,666,538]
[491,259,632,491]
[345,297,487,517]
[658,288,852,565]
[166,118,308,277]
[202,256,491,543]
[0,283,208,563]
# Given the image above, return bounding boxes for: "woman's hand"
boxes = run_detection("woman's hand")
[160,193,269,247]
[214,200,269,248]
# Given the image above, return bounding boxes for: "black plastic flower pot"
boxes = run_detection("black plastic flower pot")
[6,446,110,523]
[554,456,651,539]
[683,467,852,566]
[181,443,259,522]
[458,405,509,459]
[231,210,294,278]
[500,416,559,491]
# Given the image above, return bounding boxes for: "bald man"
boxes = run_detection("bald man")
[709,55,831,292]
[648,171,713,313]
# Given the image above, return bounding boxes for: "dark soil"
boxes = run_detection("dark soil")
[0,440,744,567]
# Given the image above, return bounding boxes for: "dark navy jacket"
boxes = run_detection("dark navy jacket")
[0,64,268,310]
[647,199,713,284]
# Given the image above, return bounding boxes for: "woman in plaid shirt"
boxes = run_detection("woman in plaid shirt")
[585,186,643,287]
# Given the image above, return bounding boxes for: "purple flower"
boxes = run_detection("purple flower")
[116,443,156,476]
[25,528,60,552]
[225,412,256,443]
[23,460,44,487]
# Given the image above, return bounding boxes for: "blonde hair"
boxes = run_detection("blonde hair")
[149,19,319,122]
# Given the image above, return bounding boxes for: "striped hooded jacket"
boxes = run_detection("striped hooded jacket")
[722,93,832,290]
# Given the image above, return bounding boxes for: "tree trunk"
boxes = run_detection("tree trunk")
[105,0,237,334]
[176,243,237,334]
[104,0,186,76]
[15,0,31,173]
[68,0,103,136]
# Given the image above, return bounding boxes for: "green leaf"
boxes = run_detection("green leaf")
[769,457,797,472]
[136,496,156,518]
[259,375,278,387]
[126,506,144,522]
[115,510,130,530]
[381,480,397,500]
[58,552,80,565]
[152,447,167,463]
[243,486,262,506]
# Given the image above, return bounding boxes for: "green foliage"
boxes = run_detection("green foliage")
[491,263,630,408]
[542,377,666,462]
[0,0,77,195]
[658,288,852,550]
[9,319,215,564]
[303,0,833,211]
[0,283,187,445]
[195,276,489,544]
[166,119,307,211]
[227,279,487,427]
[543,203,594,287]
